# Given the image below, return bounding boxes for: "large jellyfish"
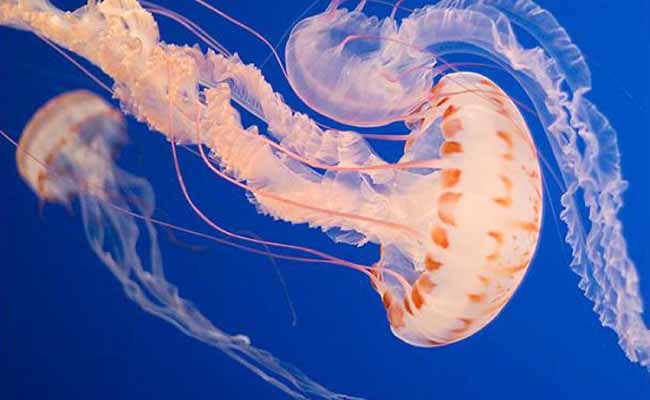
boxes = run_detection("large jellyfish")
[0,0,647,398]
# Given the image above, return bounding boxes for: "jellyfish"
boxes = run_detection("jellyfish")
[15,90,360,400]
[0,0,648,398]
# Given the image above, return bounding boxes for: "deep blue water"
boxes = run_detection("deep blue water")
[1,1,649,399]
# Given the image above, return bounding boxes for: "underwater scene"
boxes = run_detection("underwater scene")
[1,0,649,398]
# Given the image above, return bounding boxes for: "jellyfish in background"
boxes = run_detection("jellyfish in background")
[15,89,359,400]
[0,0,647,398]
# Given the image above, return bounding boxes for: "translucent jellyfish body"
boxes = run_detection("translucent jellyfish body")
[285,3,435,126]
[17,90,126,202]
[378,71,542,346]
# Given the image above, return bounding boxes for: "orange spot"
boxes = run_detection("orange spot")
[403,297,413,314]
[438,192,461,226]
[43,149,57,166]
[480,78,497,88]
[431,82,444,98]
[37,172,47,195]
[431,226,449,249]
[441,169,461,188]
[443,105,458,119]
[500,175,512,191]
[416,274,436,293]
[502,261,529,274]
[425,255,443,271]
[516,221,539,232]
[440,141,463,156]
[497,130,513,148]
[435,97,450,107]
[441,118,463,138]
[486,252,500,262]
[501,153,513,161]
[388,305,406,328]
[439,192,462,205]
[427,339,445,346]
[494,197,512,207]
[438,210,456,227]
[492,96,505,108]
[412,286,425,309]
[478,275,490,285]
[487,231,504,245]
[468,293,486,303]
[382,292,392,309]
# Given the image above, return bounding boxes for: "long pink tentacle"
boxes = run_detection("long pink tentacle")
[142,2,230,57]
[162,70,395,286]
[390,0,405,19]
[1,129,383,279]
[37,35,113,94]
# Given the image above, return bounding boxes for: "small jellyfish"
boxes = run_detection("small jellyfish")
[17,90,127,203]
[285,0,435,126]
[16,90,355,400]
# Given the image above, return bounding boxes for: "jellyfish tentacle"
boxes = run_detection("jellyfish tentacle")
[141,1,231,57]
[201,50,390,170]
[198,83,422,244]
[2,0,426,246]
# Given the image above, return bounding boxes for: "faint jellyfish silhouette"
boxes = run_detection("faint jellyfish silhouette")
[16,90,359,400]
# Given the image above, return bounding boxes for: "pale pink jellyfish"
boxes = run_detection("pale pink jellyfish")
[366,71,542,345]
[0,0,647,399]
[15,90,360,400]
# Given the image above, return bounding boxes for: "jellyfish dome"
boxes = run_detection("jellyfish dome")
[380,71,543,346]
[285,3,435,127]
[17,90,125,203]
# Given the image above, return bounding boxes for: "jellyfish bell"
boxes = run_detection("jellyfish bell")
[16,90,126,204]
[376,71,542,346]
[285,1,435,127]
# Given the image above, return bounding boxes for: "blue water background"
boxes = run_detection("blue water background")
[1,1,649,398]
